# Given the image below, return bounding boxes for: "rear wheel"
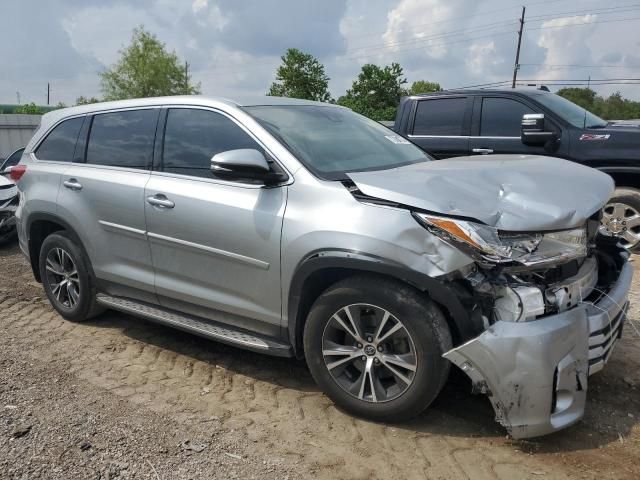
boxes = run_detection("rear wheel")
[39,231,103,322]
[303,275,452,422]
[600,191,640,252]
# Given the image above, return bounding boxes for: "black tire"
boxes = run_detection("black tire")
[39,231,103,322]
[303,274,452,422]
[602,191,640,253]
[0,226,17,247]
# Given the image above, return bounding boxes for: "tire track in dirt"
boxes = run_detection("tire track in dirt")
[0,293,591,480]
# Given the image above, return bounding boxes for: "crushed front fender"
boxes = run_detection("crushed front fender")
[444,307,590,439]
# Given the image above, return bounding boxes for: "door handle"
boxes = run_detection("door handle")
[146,194,175,209]
[472,148,494,155]
[63,179,82,191]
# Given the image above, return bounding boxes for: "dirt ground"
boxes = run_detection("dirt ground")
[1,243,639,480]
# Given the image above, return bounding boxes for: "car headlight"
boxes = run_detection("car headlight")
[413,213,587,266]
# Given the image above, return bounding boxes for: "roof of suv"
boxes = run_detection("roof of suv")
[39,95,338,129]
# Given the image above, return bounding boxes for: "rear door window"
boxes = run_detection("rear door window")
[86,109,158,169]
[480,97,533,137]
[412,98,466,136]
[35,117,84,162]
[162,108,261,179]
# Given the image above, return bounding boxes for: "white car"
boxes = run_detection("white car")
[0,147,22,245]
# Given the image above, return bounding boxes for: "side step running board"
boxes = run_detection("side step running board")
[96,294,293,357]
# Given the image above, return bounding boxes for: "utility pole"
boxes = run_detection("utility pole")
[511,6,526,88]
[47,83,50,105]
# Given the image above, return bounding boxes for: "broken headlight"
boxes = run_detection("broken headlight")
[413,213,587,266]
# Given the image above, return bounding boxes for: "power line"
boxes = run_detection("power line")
[527,15,640,31]
[454,78,640,89]
[520,63,640,70]
[526,3,640,22]
[343,19,517,55]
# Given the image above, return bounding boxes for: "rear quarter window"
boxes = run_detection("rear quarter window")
[35,117,85,162]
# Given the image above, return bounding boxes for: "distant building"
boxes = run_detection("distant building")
[0,114,41,160]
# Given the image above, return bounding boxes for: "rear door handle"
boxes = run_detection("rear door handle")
[472,148,494,155]
[63,179,82,191]
[146,194,175,209]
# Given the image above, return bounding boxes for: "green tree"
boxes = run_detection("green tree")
[100,26,200,101]
[268,48,332,102]
[556,87,597,111]
[14,102,43,114]
[75,96,101,105]
[407,80,441,95]
[557,87,640,120]
[337,63,407,121]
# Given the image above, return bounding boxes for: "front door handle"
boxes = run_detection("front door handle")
[63,179,82,191]
[146,194,175,209]
[472,148,494,155]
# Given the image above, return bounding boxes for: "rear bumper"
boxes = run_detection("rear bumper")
[444,260,632,439]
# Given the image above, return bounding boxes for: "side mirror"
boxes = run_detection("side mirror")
[210,149,287,185]
[521,113,558,147]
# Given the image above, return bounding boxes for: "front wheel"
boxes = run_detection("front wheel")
[600,191,640,252]
[303,275,452,422]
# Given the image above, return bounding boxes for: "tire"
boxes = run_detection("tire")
[303,274,452,422]
[0,226,17,247]
[39,231,103,322]
[601,190,640,253]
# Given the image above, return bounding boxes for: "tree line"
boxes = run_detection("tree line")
[7,27,639,121]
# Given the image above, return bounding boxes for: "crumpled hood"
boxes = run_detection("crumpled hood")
[348,155,614,231]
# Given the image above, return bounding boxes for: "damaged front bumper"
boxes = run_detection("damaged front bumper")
[444,259,633,439]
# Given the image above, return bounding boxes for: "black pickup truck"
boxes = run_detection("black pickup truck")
[393,88,640,251]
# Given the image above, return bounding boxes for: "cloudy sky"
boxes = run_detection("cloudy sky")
[3,0,640,105]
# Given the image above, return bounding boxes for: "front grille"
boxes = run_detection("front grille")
[588,302,627,375]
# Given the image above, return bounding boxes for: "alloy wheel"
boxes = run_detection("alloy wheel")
[600,202,640,249]
[321,303,417,403]
[45,247,80,309]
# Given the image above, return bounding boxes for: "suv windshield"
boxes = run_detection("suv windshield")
[535,92,608,129]
[244,105,430,180]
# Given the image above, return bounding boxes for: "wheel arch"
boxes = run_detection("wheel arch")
[596,167,640,192]
[287,250,480,359]
[26,213,93,282]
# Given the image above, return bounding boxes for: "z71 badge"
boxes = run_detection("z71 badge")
[580,134,610,141]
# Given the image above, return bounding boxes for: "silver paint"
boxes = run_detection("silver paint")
[349,155,614,231]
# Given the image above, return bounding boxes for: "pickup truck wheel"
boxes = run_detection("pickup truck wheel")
[303,275,452,422]
[39,231,103,322]
[601,192,640,252]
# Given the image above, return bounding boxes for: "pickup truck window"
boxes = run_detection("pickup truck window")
[480,97,533,137]
[413,98,466,136]
[246,105,429,180]
[535,92,607,129]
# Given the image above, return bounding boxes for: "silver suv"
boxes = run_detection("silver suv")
[13,96,632,439]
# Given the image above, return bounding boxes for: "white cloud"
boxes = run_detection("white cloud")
[536,15,597,81]
[192,0,207,14]
[466,40,502,76]
[382,0,472,60]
